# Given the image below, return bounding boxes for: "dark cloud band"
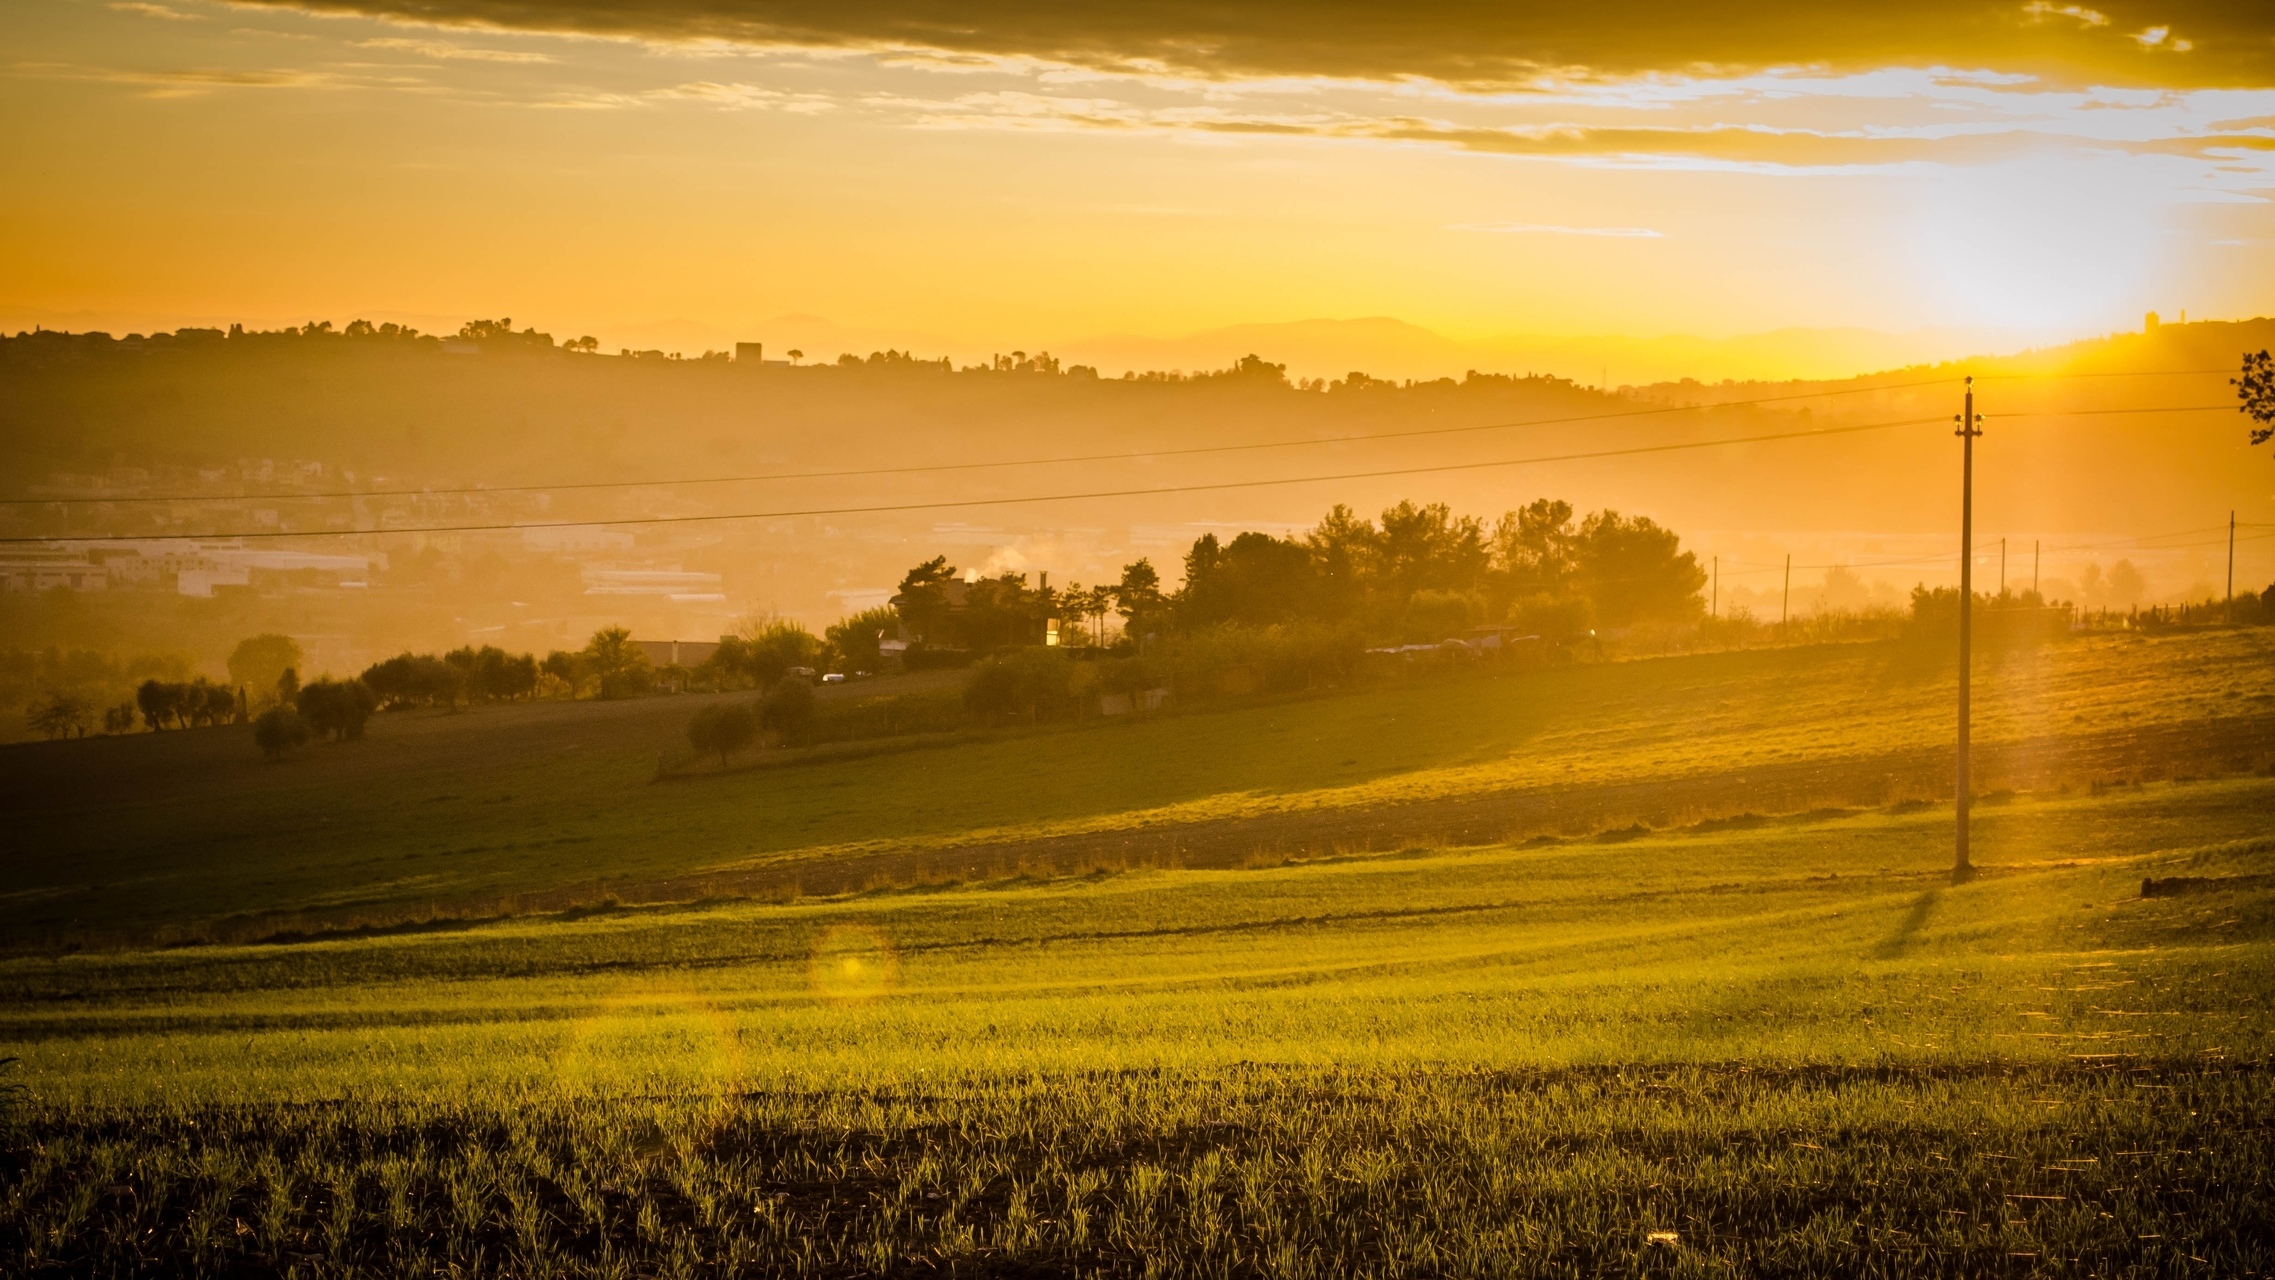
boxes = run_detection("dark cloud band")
[237,0,2275,87]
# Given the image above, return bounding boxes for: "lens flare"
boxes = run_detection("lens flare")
[808,923,900,1004]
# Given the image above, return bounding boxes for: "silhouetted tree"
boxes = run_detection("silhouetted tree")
[298,678,378,740]
[1572,510,1706,627]
[687,701,759,766]
[227,634,303,703]
[893,557,962,647]
[26,692,92,740]
[825,606,899,673]
[136,678,177,730]
[582,627,651,699]
[1491,499,1578,597]
[445,645,539,701]
[2240,350,2275,451]
[1114,559,1166,637]
[252,705,309,758]
[361,653,466,708]
[759,677,817,746]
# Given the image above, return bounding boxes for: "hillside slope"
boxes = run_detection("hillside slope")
[5,628,2270,947]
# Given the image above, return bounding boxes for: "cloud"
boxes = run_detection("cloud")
[108,2,204,19]
[357,36,553,61]
[653,79,835,110]
[1455,222,1665,236]
[11,60,424,96]
[855,90,2181,171]
[225,0,2275,89]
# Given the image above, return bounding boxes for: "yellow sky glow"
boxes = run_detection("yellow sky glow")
[2,0,2271,379]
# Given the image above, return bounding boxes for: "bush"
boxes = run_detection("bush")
[964,648,1080,721]
[688,701,759,765]
[361,653,467,708]
[1507,593,1595,645]
[760,677,817,745]
[1401,590,1482,643]
[298,678,378,740]
[445,646,539,701]
[252,706,310,758]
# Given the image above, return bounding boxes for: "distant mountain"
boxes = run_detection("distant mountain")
[1057,317,2030,386]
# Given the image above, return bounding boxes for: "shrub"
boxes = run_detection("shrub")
[760,677,817,745]
[687,701,759,765]
[1508,593,1595,645]
[361,653,467,708]
[252,706,310,758]
[964,648,1080,721]
[298,678,378,740]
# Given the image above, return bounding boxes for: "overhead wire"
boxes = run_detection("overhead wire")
[2,413,1954,545]
[2,367,2246,509]
[0,376,1964,508]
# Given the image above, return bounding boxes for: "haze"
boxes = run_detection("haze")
[5,0,2274,368]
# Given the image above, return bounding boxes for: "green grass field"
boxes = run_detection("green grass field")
[4,630,2274,1275]
[6,628,2272,947]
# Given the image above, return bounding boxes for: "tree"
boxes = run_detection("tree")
[446,645,539,701]
[1572,510,1706,627]
[542,650,584,697]
[2238,350,2275,451]
[1374,500,1488,597]
[1492,499,1577,597]
[825,606,899,673]
[361,653,466,708]
[27,692,92,740]
[582,627,652,699]
[227,634,303,702]
[136,678,179,730]
[1113,559,1166,634]
[893,557,962,647]
[102,702,137,734]
[1177,531,1320,628]
[199,681,240,726]
[252,705,310,758]
[759,677,817,746]
[687,701,759,766]
[298,678,378,740]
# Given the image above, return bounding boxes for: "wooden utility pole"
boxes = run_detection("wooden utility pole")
[2229,511,2238,622]
[1711,555,1718,618]
[1781,555,1791,636]
[2000,538,2007,597]
[2034,540,2040,598]
[1954,378,1984,884]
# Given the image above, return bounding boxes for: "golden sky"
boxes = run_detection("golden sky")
[4,0,2273,372]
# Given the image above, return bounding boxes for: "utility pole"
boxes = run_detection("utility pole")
[2229,511,2238,622]
[2000,538,2007,597]
[1953,378,1984,884]
[1711,555,1718,619]
[1781,555,1791,638]
[2034,540,2040,598]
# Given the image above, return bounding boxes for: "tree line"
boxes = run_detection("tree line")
[894,497,1707,658]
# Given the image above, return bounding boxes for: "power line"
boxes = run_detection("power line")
[0,413,1951,546]
[1711,523,2269,578]
[4,373,2240,510]
[0,377,1965,509]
